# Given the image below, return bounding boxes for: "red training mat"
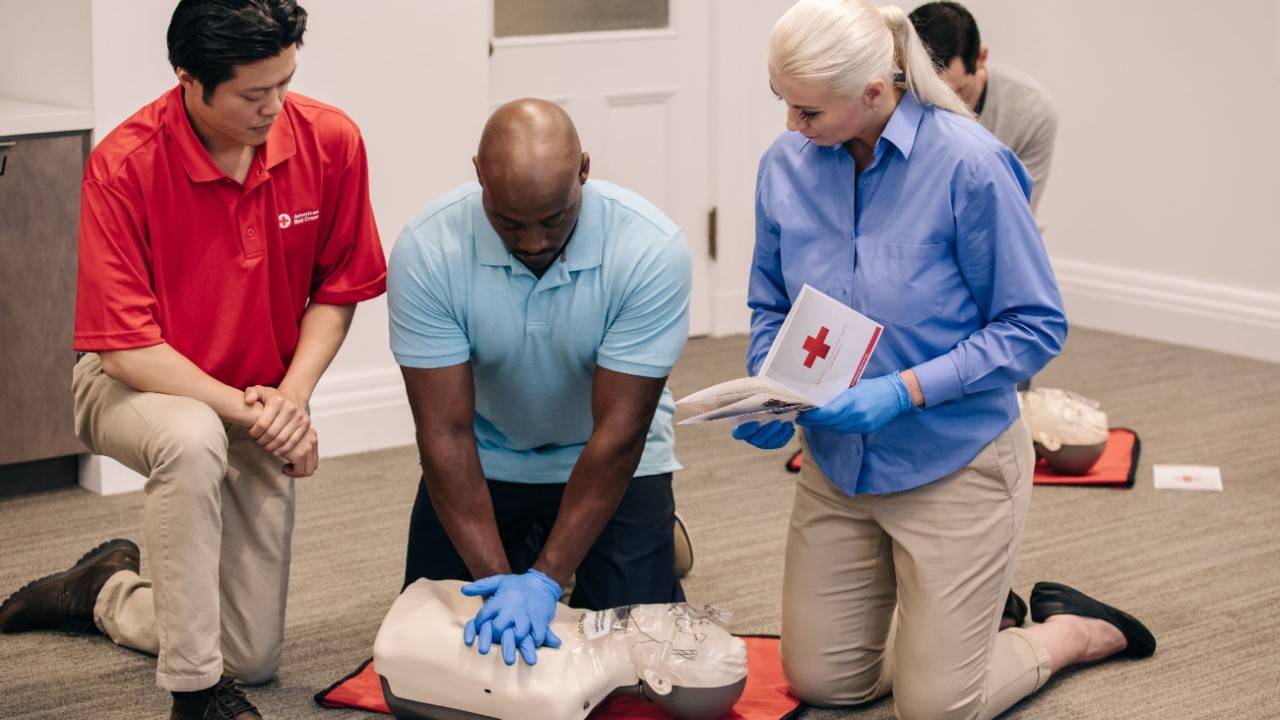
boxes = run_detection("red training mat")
[786,429,1141,489]
[1032,428,1140,487]
[315,635,803,720]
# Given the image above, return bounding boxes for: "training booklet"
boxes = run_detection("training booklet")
[676,284,882,425]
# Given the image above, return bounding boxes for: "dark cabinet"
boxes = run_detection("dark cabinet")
[0,131,90,467]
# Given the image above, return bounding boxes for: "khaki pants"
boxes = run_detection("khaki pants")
[781,420,1052,720]
[72,354,295,691]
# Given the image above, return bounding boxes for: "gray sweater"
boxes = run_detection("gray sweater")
[978,61,1057,214]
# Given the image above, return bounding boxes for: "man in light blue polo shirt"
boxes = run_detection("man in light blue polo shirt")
[388,99,691,668]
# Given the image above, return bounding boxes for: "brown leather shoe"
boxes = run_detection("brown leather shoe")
[170,676,262,719]
[0,539,139,634]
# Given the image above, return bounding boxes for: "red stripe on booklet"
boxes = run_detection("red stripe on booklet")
[849,325,882,387]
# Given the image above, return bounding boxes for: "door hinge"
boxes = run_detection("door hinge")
[707,206,717,261]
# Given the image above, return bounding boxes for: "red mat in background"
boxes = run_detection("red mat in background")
[786,428,1140,489]
[315,635,803,720]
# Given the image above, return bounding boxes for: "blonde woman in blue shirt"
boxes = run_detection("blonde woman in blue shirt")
[731,1,1155,717]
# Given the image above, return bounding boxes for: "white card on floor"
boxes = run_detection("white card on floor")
[1153,464,1223,492]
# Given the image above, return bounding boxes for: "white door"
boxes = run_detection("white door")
[489,1,712,336]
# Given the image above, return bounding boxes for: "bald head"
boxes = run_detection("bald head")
[476,98,584,191]
[473,99,591,277]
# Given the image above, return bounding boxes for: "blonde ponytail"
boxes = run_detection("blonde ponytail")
[771,0,973,118]
[877,4,972,117]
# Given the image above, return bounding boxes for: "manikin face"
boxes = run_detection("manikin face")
[769,68,881,148]
[590,604,748,691]
[179,44,298,149]
[1018,388,1109,451]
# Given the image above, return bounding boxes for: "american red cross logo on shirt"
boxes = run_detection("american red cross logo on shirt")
[802,326,831,368]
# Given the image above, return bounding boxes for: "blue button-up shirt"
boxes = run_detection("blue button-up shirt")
[749,92,1067,495]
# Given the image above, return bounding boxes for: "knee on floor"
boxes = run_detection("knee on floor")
[892,680,983,720]
[782,654,884,707]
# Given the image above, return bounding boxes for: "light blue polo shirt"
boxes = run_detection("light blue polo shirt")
[388,180,691,483]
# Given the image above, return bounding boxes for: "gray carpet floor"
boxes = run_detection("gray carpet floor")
[1,327,1277,719]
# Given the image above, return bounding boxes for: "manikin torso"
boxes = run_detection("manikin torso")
[375,580,749,720]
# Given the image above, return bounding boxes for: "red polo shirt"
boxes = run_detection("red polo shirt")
[75,86,387,389]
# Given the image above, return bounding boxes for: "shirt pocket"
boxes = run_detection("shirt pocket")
[862,242,949,327]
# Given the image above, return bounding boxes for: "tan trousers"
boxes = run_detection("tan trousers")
[72,354,295,691]
[781,420,1052,720]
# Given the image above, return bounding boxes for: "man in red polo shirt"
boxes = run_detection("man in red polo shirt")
[0,1,385,717]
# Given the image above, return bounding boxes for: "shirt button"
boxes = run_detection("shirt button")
[246,228,255,237]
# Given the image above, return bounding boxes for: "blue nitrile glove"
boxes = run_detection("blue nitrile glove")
[732,419,795,450]
[796,372,913,434]
[461,569,563,667]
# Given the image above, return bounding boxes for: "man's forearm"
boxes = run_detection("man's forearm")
[534,428,647,586]
[279,303,356,403]
[99,343,257,426]
[419,429,512,579]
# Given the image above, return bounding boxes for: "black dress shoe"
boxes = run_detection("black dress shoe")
[0,539,140,634]
[171,676,262,720]
[1003,589,1028,627]
[1030,581,1156,658]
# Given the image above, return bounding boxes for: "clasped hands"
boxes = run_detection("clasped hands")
[460,569,564,667]
[243,385,318,477]
[732,372,914,449]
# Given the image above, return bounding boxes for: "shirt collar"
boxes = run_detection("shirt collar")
[564,181,604,272]
[163,85,296,183]
[472,180,605,273]
[878,91,925,160]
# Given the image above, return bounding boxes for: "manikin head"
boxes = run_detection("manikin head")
[583,604,749,720]
[1019,388,1109,475]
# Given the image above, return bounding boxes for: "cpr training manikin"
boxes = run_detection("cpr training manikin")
[374,579,749,720]
[1019,387,1110,475]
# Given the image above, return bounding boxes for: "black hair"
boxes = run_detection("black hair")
[167,0,308,102]
[908,1,982,75]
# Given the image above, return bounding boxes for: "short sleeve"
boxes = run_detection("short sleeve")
[311,132,388,304]
[387,224,471,369]
[596,233,692,378]
[73,179,165,351]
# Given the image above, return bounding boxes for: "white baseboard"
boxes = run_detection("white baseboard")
[79,454,146,496]
[1053,258,1280,364]
[307,366,416,458]
[79,365,415,496]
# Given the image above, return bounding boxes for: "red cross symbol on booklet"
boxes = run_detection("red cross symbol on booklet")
[802,327,832,368]
[674,285,884,425]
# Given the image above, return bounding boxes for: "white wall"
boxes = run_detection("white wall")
[88,0,175,135]
[0,0,94,109]
[957,0,1280,363]
[709,0,1280,365]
